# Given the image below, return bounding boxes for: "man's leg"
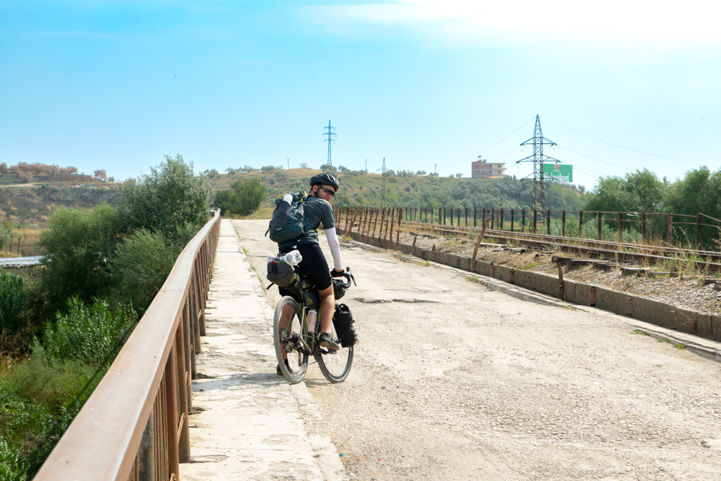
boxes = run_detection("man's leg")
[317,284,335,334]
[278,304,295,360]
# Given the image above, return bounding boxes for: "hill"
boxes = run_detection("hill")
[0,163,120,223]
[205,167,587,212]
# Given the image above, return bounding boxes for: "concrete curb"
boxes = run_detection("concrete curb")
[343,231,721,361]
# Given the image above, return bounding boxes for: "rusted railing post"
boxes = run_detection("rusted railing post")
[579,210,584,238]
[510,209,514,232]
[521,209,526,233]
[597,211,602,240]
[641,212,647,244]
[396,208,402,248]
[696,213,702,247]
[546,209,551,235]
[667,213,673,244]
[561,210,566,237]
[618,212,623,243]
[500,208,504,230]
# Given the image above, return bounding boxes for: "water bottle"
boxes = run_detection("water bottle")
[282,249,302,266]
[307,309,318,334]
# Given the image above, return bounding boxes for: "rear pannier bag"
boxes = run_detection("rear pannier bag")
[332,303,357,348]
[266,257,298,288]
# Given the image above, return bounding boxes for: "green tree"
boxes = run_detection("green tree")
[38,204,122,315]
[584,169,665,213]
[109,229,178,310]
[664,167,721,247]
[120,155,210,242]
[214,178,265,216]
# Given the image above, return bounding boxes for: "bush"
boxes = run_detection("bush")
[42,297,137,368]
[0,270,27,335]
[11,345,97,411]
[214,178,265,216]
[1,372,81,480]
[38,204,121,315]
[110,229,178,310]
[121,155,210,242]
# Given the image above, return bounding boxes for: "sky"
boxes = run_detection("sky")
[1,0,720,191]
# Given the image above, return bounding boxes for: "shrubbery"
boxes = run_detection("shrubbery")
[110,229,178,310]
[214,177,265,216]
[0,270,27,335]
[0,154,210,479]
[42,298,137,367]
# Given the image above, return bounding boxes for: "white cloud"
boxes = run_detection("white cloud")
[306,0,721,48]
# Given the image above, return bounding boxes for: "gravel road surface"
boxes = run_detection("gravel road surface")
[232,219,721,481]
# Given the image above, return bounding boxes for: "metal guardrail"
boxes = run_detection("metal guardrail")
[33,210,221,481]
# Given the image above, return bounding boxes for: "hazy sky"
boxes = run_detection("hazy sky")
[1,0,719,191]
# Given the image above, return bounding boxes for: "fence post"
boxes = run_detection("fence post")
[641,212,647,244]
[618,212,623,243]
[546,209,551,235]
[521,209,526,233]
[533,210,537,233]
[450,207,454,226]
[597,211,602,240]
[697,213,702,247]
[397,208,402,248]
[667,213,673,244]
[465,208,468,227]
[510,209,515,232]
[500,208,504,230]
[561,210,566,237]
[579,210,584,238]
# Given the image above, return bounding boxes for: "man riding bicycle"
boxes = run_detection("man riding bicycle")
[276,173,346,374]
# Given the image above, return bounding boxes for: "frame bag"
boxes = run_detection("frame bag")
[332,303,358,348]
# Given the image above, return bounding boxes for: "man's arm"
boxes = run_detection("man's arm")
[324,227,343,272]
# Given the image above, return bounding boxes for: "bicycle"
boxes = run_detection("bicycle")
[273,267,356,384]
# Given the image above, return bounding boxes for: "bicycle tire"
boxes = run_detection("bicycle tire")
[315,321,354,383]
[273,296,308,383]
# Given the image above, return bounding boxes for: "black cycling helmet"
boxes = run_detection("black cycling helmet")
[310,172,339,191]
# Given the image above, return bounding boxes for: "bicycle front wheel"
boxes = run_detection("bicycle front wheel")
[316,322,354,383]
[273,296,308,384]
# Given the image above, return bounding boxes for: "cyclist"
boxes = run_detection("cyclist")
[276,173,346,374]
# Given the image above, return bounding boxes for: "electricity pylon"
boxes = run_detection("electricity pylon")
[516,114,560,212]
[322,120,336,166]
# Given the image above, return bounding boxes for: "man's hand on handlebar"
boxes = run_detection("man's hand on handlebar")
[330,268,345,277]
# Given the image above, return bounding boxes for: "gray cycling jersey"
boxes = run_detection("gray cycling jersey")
[278,195,335,251]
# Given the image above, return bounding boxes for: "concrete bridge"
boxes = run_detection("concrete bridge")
[33,216,721,480]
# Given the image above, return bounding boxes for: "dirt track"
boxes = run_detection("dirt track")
[233,219,721,481]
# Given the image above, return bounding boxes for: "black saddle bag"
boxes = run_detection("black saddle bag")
[266,257,298,288]
[332,303,358,348]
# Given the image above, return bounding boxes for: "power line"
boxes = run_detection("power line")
[480,117,534,154]
[544,117,697,165]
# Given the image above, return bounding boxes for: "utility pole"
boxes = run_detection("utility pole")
[434,163,438,175]
[322,120,336,166]
[516,114,560,213]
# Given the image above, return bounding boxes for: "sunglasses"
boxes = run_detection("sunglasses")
[320,187,336,197]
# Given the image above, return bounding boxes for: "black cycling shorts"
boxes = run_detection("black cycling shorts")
[279,243,331,295]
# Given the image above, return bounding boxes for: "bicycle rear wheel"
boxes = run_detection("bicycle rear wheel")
[273,296,308,384]
[316,321,353,383]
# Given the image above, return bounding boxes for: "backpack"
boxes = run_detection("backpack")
[332,303,358,348]
[266,192,307,244]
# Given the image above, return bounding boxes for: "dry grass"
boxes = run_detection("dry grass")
[1,225,46,257]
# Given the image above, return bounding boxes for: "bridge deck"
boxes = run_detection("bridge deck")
[178,220,344,480]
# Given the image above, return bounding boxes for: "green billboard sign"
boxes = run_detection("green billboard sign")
[542,163,573,183]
